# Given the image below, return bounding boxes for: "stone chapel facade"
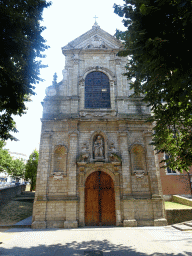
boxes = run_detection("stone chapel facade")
[32,23,167,229]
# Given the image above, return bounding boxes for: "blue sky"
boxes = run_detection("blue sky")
[5,0,125,159]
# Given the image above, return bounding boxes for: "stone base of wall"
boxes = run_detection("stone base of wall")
[137,220,154,226]
[154,218,167,226]
[64,221,78,229]
[123,219,137,227]
[47,221,64,229]
[31,221,46,229]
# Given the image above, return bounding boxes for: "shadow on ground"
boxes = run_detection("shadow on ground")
[0,237,192,256]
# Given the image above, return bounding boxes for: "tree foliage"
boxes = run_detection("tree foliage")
[114,0,192,172]
[0,0,51,141]
[0,140,25,178]
[0,140,13,172]
[25,149,39,191]
[10,158,26,179]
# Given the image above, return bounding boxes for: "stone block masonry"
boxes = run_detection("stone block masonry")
[32,24,167,229]
[0,185,26,207]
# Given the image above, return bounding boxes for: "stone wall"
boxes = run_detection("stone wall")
[166,209,192,225]
[172,195,192,207]
[0,185,26,206]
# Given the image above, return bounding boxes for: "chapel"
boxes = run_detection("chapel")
[32,22,167,229]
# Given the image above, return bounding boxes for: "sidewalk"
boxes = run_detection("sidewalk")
[0,225,192,255]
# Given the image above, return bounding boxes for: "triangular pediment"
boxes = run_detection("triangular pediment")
[62,25,123,53]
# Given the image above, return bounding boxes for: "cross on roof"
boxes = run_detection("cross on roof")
[93,15,98,25]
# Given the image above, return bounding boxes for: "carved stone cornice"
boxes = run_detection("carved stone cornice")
[77,161,121,176]
[79,110,116,118]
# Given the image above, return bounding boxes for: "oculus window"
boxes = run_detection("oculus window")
[85,71,111,108]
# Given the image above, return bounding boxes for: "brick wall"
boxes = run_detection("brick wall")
[159,152,192,195]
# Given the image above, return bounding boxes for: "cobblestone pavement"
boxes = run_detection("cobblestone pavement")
[0,226,192,256]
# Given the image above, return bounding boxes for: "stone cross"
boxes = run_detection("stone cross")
[93,15,98,25]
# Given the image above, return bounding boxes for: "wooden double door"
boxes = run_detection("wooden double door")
[85,171,116,226]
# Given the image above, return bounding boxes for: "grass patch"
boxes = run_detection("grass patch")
[164,201,192,209]
[0,200,33,225]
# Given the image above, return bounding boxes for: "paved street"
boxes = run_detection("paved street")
[0,226,192,255]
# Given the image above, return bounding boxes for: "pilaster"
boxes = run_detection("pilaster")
[143,130,161,196]
[68,121,78,196]
[118,123,131,196]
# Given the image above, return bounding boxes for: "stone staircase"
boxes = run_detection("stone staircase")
[13,191,35,201]
[172,221,192,231]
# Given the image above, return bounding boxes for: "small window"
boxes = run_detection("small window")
[165,154,177,174]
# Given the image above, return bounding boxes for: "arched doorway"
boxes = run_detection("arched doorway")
[85,171,116,226]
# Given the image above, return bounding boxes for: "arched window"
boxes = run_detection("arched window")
[85,71,110,109]
[54,145,67,173]
[130,145,146,172]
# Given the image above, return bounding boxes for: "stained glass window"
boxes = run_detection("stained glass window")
[85,71,111,108]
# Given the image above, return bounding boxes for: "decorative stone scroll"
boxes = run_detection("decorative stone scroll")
[133,170,145,179]
[50,172,65,180]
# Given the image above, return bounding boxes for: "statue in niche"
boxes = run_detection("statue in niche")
[93,135,104,159]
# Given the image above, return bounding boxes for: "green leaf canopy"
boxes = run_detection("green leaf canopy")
[0,0,51,140]
[114,0,192,172]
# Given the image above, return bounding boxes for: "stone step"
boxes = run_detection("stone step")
[21,192,35,197]
[13,197,34,201]
[172,223,192,231]
[183,221,192,227]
